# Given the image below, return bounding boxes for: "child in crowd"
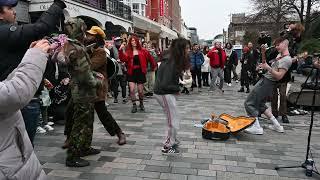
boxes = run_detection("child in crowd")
[180,69,192,95]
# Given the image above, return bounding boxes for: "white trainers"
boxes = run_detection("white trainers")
[235,80,239,83]
[44,124,54,131]
[267,124,284,133]
[36,126,46,134]
[244,126,264,135]
[227,83,232,87]
[47,121,54,126]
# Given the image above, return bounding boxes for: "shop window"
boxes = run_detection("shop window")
[141,4,145,16]
[132,3,139,14]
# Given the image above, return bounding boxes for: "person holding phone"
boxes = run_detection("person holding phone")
[0,40,51,179]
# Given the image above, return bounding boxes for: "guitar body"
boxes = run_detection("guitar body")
[202,113,255,140]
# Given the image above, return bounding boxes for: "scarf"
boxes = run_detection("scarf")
[225,49,232,57]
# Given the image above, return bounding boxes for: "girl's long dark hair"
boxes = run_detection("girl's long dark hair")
[203,46,209,55]
[169,38,191,73]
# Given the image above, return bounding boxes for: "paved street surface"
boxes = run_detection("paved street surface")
[34,74,320,180]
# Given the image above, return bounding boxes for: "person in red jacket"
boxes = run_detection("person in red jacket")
[119,36,157,113]
[207,41,227,93]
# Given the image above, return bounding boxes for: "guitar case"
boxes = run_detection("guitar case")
[287,91,320,107]
[202,113,255,140]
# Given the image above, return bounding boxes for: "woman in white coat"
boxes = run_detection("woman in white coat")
[201,46,210,87]
[0,40,50,180]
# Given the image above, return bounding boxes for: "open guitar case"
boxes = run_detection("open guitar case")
[202,114,255,140]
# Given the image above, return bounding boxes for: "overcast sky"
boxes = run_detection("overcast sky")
[180,0,250,40]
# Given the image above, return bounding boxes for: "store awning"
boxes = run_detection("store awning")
[160,25,178,40]
[132,13,161,34]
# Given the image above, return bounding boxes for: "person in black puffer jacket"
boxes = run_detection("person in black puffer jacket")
[0,0,66,145]
[154,38,191,155]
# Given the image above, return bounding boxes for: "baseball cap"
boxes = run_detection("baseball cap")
[0,0,18,7]
[87,26,106,39]
[114,37,122,41]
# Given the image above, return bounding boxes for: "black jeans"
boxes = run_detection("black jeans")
[224,65,232,84]
[94,101,121,136]
[111,75,127,99]
[240,67,250,89]
[21,98,41,146]
[202,72,209,86]
[191,68,202,88]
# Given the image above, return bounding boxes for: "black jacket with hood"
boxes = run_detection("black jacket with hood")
[0,2,65,80]
[154,52,180,95]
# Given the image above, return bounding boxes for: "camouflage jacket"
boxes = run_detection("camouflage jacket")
[64,39,102,103]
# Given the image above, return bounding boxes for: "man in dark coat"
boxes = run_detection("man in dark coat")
[0,0,66,145]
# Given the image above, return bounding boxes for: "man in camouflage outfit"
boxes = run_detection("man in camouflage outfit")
[63,18,103,167]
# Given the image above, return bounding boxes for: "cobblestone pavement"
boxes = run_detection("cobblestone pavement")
[34,73,320,180]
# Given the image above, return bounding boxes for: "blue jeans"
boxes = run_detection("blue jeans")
[21,99,41,146]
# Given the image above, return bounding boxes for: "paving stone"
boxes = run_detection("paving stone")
[159,173,187,180]
[237,162,257,168]
[209,164,227,171]
[198,154,226,160]
[103,162,128,169]
[170,162,191,168]
[254,169,278,176]
[246,157,272,163]
[226,166,255,174]
[171,167,197,175]
[98,156,116,162]
[255,163,276,170]
[127,164,147,170]
[136,171,161,178]
[211,160,237,166]
[197,170,217,177]
[141,160,170,167]
[79,173,115,180]
[114,176,143,180]
[144,165,171,173]
[225,155,247,162]
[111,169,138,176]
[90,167,112,174]
[120,152,152,160]
[48,170,81,178]
[190,163,209,170]
[113,158,142,164]
[187,175,217,180]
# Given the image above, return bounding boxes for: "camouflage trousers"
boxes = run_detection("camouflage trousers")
[65,100,122,138]
[66,99,94,159]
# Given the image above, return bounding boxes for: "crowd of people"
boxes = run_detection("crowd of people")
[1,0,319,178]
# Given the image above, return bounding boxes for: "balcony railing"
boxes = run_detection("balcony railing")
[73,0,132,21]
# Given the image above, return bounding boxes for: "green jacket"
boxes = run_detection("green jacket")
[65,40,102,103]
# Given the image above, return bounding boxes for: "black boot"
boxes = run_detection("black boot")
[238,87,244,92]
[66,157,90,167]
[131,104,137,113]
[117,132,127,145]
[282,115,289,123]
[185,89,190,95]
[80,147,101,157]
[139,103,145,111]
[246,88,250,93]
